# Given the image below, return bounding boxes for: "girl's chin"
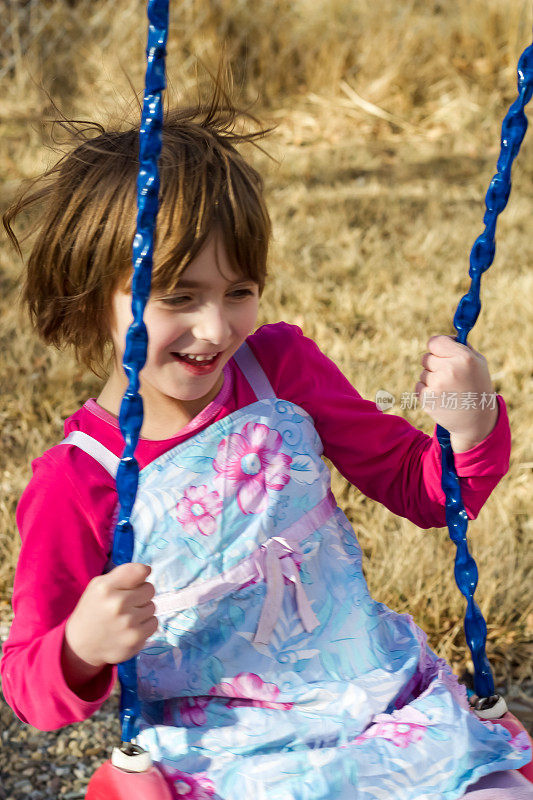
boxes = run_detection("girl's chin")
[167,370,225,402]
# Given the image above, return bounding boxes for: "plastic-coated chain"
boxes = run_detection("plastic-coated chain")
[112,0,169,744]
[437,42,533,700]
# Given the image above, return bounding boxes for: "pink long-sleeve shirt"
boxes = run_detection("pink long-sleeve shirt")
[1,322,511,731]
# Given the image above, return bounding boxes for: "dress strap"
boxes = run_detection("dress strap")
[232,340,276,401]
[60,430,119,478]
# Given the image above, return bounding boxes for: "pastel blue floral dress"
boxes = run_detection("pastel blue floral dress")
[65,342,530,799]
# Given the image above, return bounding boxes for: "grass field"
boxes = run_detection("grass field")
[1,0,532,695]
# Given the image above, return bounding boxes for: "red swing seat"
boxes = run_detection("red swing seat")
[492,712,533,782]
[85,755,173,800]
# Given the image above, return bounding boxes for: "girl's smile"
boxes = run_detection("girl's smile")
[171,350,223,373]
[98,232,260,437]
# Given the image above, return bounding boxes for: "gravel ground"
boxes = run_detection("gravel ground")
[0,687,120,800]
[1,637,532,799]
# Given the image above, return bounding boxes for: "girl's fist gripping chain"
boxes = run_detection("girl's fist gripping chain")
[416,335,499,453]
[62,563,157,691]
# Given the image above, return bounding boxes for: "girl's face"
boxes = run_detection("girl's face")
[107,232,260,432]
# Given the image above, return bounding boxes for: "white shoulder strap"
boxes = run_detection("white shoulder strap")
[232,340,276,400]
[60,431,120,479]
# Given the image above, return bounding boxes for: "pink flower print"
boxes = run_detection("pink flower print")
[208,672,293,710]
[176,485,222,536]
[213,422,291,515]
[177,695,211,727]
[510,731,532,753]
[164,770,216,799]
[351,721,426,748]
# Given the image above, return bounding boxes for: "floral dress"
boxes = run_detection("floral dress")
[64,342,530,799]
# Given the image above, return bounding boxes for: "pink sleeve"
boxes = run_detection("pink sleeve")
[249,323,511,529]
[1,447,117,730]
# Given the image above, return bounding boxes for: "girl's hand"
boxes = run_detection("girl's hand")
[415,335,499,453]
[62,563,157,690]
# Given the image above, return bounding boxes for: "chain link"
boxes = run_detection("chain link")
[439,42,533,700]
[112,0,169,744]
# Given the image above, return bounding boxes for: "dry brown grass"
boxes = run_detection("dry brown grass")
[0,0,532,690]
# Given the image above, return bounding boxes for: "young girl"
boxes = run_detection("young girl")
[2,101,531,800]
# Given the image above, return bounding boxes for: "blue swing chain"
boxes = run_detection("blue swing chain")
[111,4,532,742]
[437,42,533,701]
[111,0,169,744]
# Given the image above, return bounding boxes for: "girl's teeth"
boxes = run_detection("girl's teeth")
[178,353,217,362]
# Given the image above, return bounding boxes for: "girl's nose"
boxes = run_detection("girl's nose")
[192,303,231,346]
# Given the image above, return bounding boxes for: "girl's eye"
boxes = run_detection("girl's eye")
[158,287,256,305]
[161,296,191,306]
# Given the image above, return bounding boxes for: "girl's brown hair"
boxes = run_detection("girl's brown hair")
[3,87,272,376]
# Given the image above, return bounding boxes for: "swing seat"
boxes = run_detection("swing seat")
[85,758,173,800]
[493,712,533,783]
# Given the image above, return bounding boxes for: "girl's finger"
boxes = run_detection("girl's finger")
[133,601,156,623]
[108,562,151,590]
[140,616,159,638]
[427,335,465,356]
[130,581,156,607]
[421,353,439,372]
